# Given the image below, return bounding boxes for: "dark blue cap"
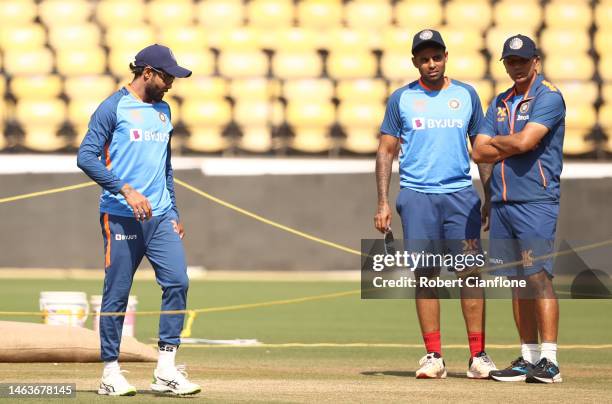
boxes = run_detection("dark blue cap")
[411,29,446,55]
[500,35,538,60]
[134,44,192,78]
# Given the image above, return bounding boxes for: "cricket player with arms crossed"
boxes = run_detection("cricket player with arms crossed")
[473,35,565,384]
[77,44,201,396]
[375,29,497,379]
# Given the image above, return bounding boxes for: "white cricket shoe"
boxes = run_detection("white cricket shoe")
[98,370,137,396]
[416,352,447,379]
[467,351,497,379]
[150,365,201,396]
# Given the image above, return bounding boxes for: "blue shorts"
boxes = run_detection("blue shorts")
[488,202,559,277]
[396,186,481,259]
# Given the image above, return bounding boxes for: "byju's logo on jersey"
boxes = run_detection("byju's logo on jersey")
[130,129,143,142]
[115,234,137,241]
[412,117,425,130]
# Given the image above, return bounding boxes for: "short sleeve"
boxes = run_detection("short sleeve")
[380,89,403,137]
[529,91,565,130]
[466,87,484,137]
[478,100,498,138]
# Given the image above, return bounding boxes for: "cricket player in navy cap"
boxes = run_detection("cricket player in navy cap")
[77,44,200,396]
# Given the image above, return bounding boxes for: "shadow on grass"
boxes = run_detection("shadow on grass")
[77,389,201,399]
[361,370,468,379]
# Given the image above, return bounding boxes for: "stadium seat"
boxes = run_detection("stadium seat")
[0,0,37,26]
[247,0,293,29]
[342,128,379,154]
[394,0,443,29]
[445,0,492,32]
[446,53,486,81]
[282,79,334,101]
[489,58,511,81]
[0,24,46,51]
[565,104,596,133]
[218,51,268,78]
[56,48,106,76]
[336,79,387,102]
[105,26,155,52]
[556,81,598,107]
[327,51,377,80]
[272,52,323,79]
[338,101,384,153]
[465,80,494,107]
[438,28,484,54]
[270,28,318,52]
[238,126,273,153]
[182,99,232,153]
[229,78,279,101]
[325,28,371,52]
[184,129,231,153]
[16,99,68,151]
[172,50,215,76]
[10,75,63,99]
[65,75,116,101]
[196,0,244,30]
[157,26,208,52]
[234,100,276,153]
[486,28,537,61]
[380,28,413,52]
[602,84,612,104]
[48,24,101,50]
[147,0,193,28]
[290,128,334,153]
[381,52,415,82]
[287,100,335,128]
[540,29,590,56]
[594,30,612,57]
[563,129,595,155]
[172,76,227,100]
[3,49,54,76]
[345,0,392,31]
[545,0,592,29]
[69,98,103,146]
[544,55,595,81]
[297,0,343,30]
[599,55,612,82]
[217,27,261,51]
[595,1,612,30]
[493,0,542,31]
[108,49,139,77]
[39,0,92,27]
[96,0,146,28]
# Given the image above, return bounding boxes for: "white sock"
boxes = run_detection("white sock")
[157,344,177,372]
[521,343,540,364]
[103,360,120,376]
[540,342,558,365]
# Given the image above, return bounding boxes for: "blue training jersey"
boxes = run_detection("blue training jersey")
[380,78,484,193]
[77,86,178,218]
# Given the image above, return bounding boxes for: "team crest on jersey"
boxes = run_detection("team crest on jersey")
[448,99,461,110]
[129,128,143,142]
[159,112,167,122]
[413,99,427,112]
[496,107,507,122]
[412,117,425,130]
[519,102,530,113]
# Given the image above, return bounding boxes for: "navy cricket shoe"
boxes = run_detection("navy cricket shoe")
[489,356,533,382]
[526,358,563,384]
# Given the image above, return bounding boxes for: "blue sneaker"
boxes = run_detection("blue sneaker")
[526,358,563,384]
[489,356,533,382]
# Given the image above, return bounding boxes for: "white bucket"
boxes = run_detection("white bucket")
[39,291,89,327]
[90,295,138,337]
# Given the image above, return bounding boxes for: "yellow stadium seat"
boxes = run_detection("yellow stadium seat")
[381,28,413,52]
[0,24,46,51]
[327,51,377,79]
[338,101,385,130]
[602,84,612,103]
[599,102,612,128]
[493,0,542,31]
[446,53,486,81]
[217,27,261,51]
[3,49,54,75]
[594,30,612,56]
[565,104,596,132]
[556,81,598,106]
[0,0,37,26]
[182,98,232,152]
[486,28,537,61]
[345,0,392,30]
[96,0,145,28]
[343,129,379,154]
[172,77,227,100]
[272,52,323,79]
[290,128,334,153]
[381,52,415,82]
[540,29,590,56]
[229,79,279,101]
[599,55,612,82]
[394,1,443,29]
[247,0,293,29]
[69,98,102,146]
[490,58,511,81]
[297,0,342,30]
[184,129,231,153]
[445,0,492,32]
[270,28,318,52]
[438,28,484,53]
[39,0,92,27]
[325,28,371,52]
[56,48,106,76]
[544,55,595,81]
[65,75,116,101]
[234,100,273,126]
[336,79,387,102]
[17,99,68,151]
[283,79,334,101]
[109,49,138,77]
[218,51,269,78]
[158,26,208,52]
[147,0,193,28]
[545,0,592,29]
[287,101,335,128]
[563,129,595,155]
[595,1,612,29]
[48,24,101,50]
[465,80,494,106]
[196,0,244,30]
[10,75,62,99]
[238,126,273,153]
[171,50,215,76]
[105,26,155,51]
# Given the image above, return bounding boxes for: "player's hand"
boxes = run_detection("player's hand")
[120,184,152,221]
[481,198,491,232]
[171,220,185,239]
[374,203,392,234]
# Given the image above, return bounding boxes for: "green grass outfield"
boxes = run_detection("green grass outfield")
[0,278,611,403]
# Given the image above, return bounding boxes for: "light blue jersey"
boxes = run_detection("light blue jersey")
[77,86,178,217]
[380,78,484,193]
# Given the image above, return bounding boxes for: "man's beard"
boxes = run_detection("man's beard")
[145,85,165,102]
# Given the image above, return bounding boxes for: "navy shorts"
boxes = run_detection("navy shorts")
[488,202,559,277]
[396,186,482,261]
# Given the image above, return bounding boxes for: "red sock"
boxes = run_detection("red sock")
[423,331,441,355]
[468,331,485,357]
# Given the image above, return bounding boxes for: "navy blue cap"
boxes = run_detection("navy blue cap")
[500,35,538,60]
[411,29,446,54]
[134,44,192,78]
